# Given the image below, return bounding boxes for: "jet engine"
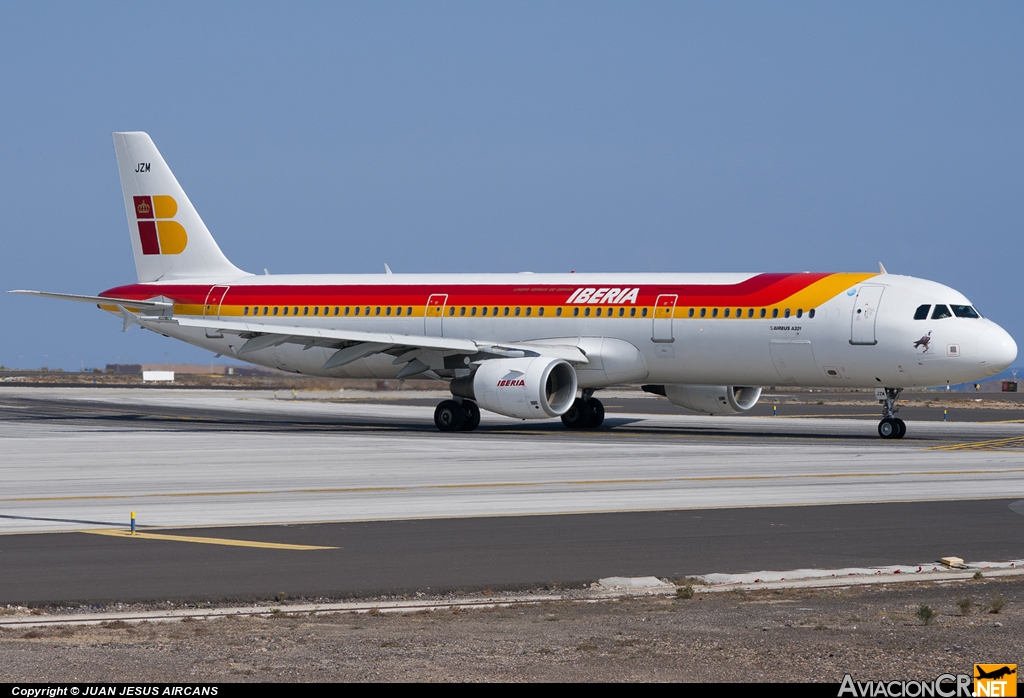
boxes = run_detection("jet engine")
[642,384,762,415]
[451,357,578,420]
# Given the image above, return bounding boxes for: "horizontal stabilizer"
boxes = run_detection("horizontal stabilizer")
[9,290,173,310]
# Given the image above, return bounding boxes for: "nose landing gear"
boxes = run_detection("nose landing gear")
[877,388,906,439]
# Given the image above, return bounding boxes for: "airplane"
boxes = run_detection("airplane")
[12,132,1018,437]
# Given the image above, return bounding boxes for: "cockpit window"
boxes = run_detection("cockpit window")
[931,305,952,320]
[950,305,981,319]
[914,304,930,320]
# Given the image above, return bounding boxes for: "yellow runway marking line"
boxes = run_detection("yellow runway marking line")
[13,466,1024,505]
[928,436,1024,451]
[82,529,336,550]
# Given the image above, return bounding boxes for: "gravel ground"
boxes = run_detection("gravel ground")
[1,577,1020,683]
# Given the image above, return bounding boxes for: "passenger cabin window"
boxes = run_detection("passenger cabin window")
[712,308,718,318]
[539,307,545,316]
[772,309,779,318]
[809,309,815,319]
[303,307,309,316]
[407,307,412,316]
[244,307,249,315]
[700,308,706,318]
[470,307,476,316]
[641,308,648,317]
[951,305,981,319]
[784,308,791,318]
[273,307,279,315]
[573,308,579,317]
[759,308,766,318]
[914,304,931,320]
[688,308,694,318]
[630,308,636,317]
[595,307,601,317]
[525,307,532,316]
[313,307,318,316]
[293,307,298,315]
[449,307,455,316]
[555,307,562,316]
[515,307,521,316]
[333,307,339,315]
[723,308,730,318]
[386,307,392,316]
[931,305,952,320]
[584,308,591,317]
[736,308,742,318]
[282,307,289,315]
[796,309,803,319]
[747,309,754,318]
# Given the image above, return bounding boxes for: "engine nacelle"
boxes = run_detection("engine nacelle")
[452,357,578,420]
[643,384,762,415]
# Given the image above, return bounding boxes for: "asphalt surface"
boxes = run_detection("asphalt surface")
[1,499,1023,605]
[1,386,1023,605]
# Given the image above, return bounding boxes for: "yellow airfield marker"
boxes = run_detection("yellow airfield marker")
[84,529,336,550]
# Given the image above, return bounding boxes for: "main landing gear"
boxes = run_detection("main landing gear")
[561,390,605,430]
[877,387,906,439]
[434,399,481,432]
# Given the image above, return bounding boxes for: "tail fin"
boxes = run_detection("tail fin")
[113,132,249,283]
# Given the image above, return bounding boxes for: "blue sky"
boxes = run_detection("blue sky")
[1,2,1021,369]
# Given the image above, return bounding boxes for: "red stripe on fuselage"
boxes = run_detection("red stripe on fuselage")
[100,273,832,308]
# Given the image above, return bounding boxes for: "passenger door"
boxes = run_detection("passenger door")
[850,285,884,346]
[652,294,677,343]
[425,294,447,337]
[203,285,230,320]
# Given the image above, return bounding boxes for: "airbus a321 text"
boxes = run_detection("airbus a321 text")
[12,133,1017,437]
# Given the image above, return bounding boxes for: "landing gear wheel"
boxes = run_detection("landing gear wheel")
[878,417,898,439]
[460,400,481,432]
[587,398,605,428]
[877,388,905,440]
[561,398,593,430]
[893,418,906,439]
[434,400,466,432]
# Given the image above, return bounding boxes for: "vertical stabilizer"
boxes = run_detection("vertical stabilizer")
[113,132,250,282]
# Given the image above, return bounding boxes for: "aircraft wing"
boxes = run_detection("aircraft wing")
[147,315,588,374]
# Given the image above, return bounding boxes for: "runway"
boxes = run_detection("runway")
[1,387,1022,603]
[2,387,1024,533]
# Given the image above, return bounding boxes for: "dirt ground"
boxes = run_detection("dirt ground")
[1,577,1020,683]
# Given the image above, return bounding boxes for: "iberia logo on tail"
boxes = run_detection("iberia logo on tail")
[132,195,187,255]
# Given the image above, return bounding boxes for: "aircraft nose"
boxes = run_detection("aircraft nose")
[978,326,1017,376]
